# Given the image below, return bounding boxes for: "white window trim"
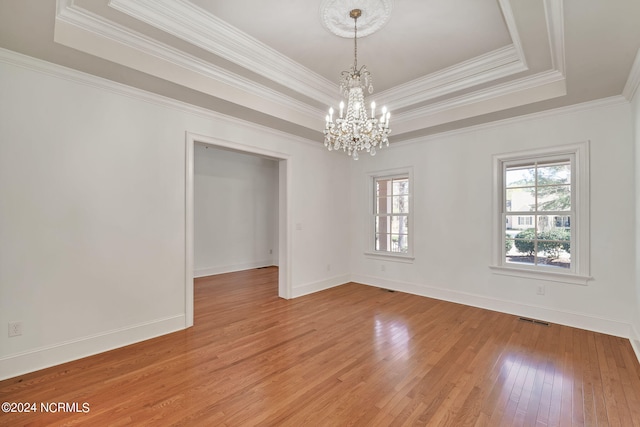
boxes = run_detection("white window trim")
[365,167,414,262]
[491,142,591,285]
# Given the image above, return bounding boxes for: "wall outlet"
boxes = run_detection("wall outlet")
[269,249,273,254]
[326,264,331,271]
[536,285,545,295]
[380,264,386,272]
[8,321,22,337]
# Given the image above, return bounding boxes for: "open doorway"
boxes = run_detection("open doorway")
[185,132,291,327]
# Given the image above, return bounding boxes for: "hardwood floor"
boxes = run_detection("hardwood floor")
[2,266,640,426]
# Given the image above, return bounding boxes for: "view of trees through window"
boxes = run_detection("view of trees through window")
[375,176,409,253]
[504,160,572,269]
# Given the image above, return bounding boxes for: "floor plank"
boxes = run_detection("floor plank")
[1,267,640,426]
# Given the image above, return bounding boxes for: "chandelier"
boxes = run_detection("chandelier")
[323,9,391,160]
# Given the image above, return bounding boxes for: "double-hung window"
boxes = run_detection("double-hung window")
[492,143,590,284]
[368,168,413,259]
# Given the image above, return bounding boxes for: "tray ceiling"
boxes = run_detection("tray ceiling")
[1,0,639,142]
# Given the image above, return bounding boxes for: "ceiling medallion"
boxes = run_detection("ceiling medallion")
[323,8,391,160]
[320,0,393,38]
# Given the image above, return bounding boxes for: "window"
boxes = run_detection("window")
[367,168,413,260]
[492,143,590,285]
[517,216,533,226]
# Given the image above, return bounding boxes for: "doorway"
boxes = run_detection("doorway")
[185,132,291,327]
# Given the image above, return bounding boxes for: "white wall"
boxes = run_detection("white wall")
[0,51,351,380]
[2,49,639,380]
[350,99,636,338]
[194,145,278,277]
[633,84,640,357]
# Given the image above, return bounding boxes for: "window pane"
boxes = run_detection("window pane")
[390,215,409,235]
[505,238,515,255]
[505,215,534,233]
[536,215,570,269]
[375,216,390,234]
[393,179,409,195]
[537,184,571,211]
[390,234,409,253]
[506,166,535,187]
[376,197,391,215]
[506,188,535,212]
[393,195,409,213]
[537,163,570,185]
[507,237,536,266]
[376,179,391,197]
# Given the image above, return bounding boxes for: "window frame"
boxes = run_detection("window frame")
[366,167,414,262]
[491,142,591,285]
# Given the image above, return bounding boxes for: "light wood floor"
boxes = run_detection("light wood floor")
[2,267,640,426]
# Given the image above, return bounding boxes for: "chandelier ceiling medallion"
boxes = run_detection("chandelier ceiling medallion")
[322,3,392,160]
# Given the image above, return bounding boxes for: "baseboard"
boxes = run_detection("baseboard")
[351,274,631,339]
[0,314,186,381]
[291,274,350,298]
[194,260,276,278]
[631,323,640,365]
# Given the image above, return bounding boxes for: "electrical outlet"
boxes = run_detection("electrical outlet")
[536,285,545,295]
[326,264,331,271]
[269,249,273,254]
[8,321,22,337]
[380,264,386,272]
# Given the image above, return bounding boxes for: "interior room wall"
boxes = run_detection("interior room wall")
[0,51,351,380]
[194,145,279,277]
[350,99,636,339]
[633,83,640,357]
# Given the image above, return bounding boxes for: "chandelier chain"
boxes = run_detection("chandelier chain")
[353,15,358,70]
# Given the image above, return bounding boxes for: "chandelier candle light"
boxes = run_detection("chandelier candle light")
[323,8,391,160]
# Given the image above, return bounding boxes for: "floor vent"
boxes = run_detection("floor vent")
[519,317,550,326]
[381,288,396,293]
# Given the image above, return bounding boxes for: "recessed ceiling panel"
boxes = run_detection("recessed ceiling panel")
[189,0,512,92]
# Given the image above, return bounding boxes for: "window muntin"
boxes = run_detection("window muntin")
[374,176,409,254]
[504,158,573,270]
[492,143,590,285]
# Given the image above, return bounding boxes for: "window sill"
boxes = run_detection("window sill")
[365,252,415,263]
[489,265,592,285]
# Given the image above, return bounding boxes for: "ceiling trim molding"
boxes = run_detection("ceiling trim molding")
[55,0,326,127]
[376,45,527,110]
[394,69,565,125]
[392,95,629,147]
[108,0,337,105]
[389,69,566,134]
[498,0,527,68]
[623,48,640,101]
[0,48,324,149]
[108,0,536,112]
[544,0,566,75]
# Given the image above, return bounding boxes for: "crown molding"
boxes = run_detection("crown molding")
[544,0,566,75]
[392,69,566,132]
[393,95,628,147]
[375,0,555,110]
[498,0,527,68]
[55,0,326,129]
[376,45,527,110]
[108,0,537,112]
[108,0,337,106]
[623,48,640,101]
[51,0,570,140]
[0,47,323,149]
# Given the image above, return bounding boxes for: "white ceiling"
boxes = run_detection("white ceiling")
[1,0,639,142]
